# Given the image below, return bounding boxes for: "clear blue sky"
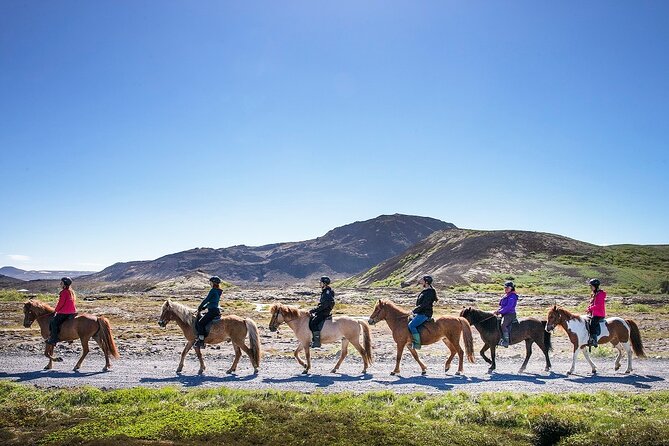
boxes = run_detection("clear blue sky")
[1,1,668,271]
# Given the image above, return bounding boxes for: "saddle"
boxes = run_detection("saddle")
[312,315,332,332]
[204,315,222,335]
[583,316,604,334]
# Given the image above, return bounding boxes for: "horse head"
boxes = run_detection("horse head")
[158,299,173,327]
[23,300,36,328]
[268,304,284,332]
[545,305,563,332]
[459,306,473,322]
[367,300,387,325]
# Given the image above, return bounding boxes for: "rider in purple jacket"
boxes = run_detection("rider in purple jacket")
[494,281,518,347]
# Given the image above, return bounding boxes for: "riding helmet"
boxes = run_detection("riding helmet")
[61,277,72,287]
[209,276,222,284]
[588,278,601,288]
[422,275,433,285]
[320,276,331,285]
[504,281,515,289]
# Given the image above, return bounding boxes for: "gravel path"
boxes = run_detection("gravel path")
[0,352,666,394]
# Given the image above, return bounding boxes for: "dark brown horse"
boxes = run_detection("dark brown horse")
[158,299,261,375]
[546,305,645,375]
[368,299,474,376]
[460,307,552,374]
[23,299,120,371]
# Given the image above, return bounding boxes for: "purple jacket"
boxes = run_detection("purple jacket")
[497,292,518,315]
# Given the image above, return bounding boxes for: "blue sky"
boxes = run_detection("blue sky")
[1,1,668,271]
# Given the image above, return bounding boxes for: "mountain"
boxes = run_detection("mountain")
[343,228,669,295]
[83,214,456,283]
[0,274,26,288]
[0,266,96,281]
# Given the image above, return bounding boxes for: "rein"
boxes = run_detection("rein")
[472,313,498,327]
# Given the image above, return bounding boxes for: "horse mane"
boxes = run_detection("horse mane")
[270,303,308,319]
[26,299,54,313]
[164,300,196,328]
[465,307,494,319]
[379,299,410,316]
[554,306,579,320]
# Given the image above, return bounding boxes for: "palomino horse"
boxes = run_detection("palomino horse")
[23,299,119,371]
[368,299,475,376]
[460,307,552,374]
[158,299,260,375]
[545,305,646,375]
[268,303,373,374]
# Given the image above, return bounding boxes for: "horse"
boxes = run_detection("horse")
[158,299,261,375]
[459,307,552,374]
[545,305,646,375]
[268,303,373,375]
[368,299,475,376]
[23,299,120,371]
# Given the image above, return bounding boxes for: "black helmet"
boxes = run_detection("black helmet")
[320,276,331,285]
[588,278,600,288]
[61,277,72,287]
[504,281,515,289]
[209,276,222,284]
[422,275,433,285]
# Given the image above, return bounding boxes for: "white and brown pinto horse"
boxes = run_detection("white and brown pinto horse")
[545,305,646,375]
[268,303,373,375]
[158,299,261,375]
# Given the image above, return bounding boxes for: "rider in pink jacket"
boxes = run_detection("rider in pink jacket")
[586,278,606,347]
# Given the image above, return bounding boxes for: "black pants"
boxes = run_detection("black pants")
[196,308,221,337]
[309,312,330,332]
[590,316,604,339]
[48,313,75,345]
[501,313,516,337]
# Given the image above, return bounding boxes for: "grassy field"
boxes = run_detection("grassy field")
[1,382,668,446]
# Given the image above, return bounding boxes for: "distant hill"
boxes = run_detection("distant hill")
[0,266,96,281]
[83,214,455,284]
[343,228,669,295]
[0,274,26,288]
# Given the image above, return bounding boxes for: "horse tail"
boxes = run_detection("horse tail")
[459,317,475,363]
[245,318,261,368]
[358,320,374,364]
[627,319,646,358]
[97,316,120,359]
[542,321,553,352]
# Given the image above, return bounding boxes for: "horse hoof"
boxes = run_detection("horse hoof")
[487,368,494,374]
[518,369,526,374]
[44,366,52,370]
[331,369,338,373]
[444,367,450,373]
[591,370,597,375]
[625,370,631,374]
[566,371,573,376]
[198,370,204,375]
[455,371,462,376]
[253,369,259,375]
[421,370,427,376]
[54,357,63,363]
[302,370,309,375]
[103,367,110,372]
[226,369,234,375]
[73,367,79,372]
[390,371,397,376]
[615,364,621,371]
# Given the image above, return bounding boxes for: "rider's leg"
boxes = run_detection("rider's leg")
[408,314,429,350]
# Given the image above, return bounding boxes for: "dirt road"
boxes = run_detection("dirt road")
[0,351,666,394]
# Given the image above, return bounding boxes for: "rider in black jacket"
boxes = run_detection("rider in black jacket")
[309,276,335,348]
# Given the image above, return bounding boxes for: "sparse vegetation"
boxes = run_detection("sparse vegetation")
[1,383,668,445]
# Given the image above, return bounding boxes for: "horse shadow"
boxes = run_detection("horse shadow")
[568,372,664,389]
[0,369,107,383]
[262,372,373,388]
[485,371,560,385]
[373,373,484,391]
[139,372,258,387]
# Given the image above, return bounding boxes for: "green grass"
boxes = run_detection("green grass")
[1,383,669,445]
[0,290,53,302]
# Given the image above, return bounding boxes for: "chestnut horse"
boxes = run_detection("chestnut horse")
[158,299,260,375]
[268,303,373,374]
[545,305,646,375]
[460,307,552,374]
[368,299,475,376]
[23,299,119,371]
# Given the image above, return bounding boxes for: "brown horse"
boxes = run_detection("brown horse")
[545,305,646,375]
[268,303,373,374]
[460,307,552,374]
[368,299,475,376]
[23,299,120,371]
[158,299,261,375]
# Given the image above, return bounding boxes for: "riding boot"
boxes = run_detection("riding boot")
[310,331,321,348]
[589,335,598,347]
[498,332,509,348]
[194,335,205,348]
[411,332,421,350]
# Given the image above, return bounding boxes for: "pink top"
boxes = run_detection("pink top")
[587,290,606,317]
[54,289,77,314]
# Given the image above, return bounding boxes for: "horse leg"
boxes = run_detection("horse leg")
[613,343,623,371]
[331,338,349,373]
[43,344,54,370]
[408,346,428,375]
[303,346,311,375]
[195,346,206,375]
[176,341,194,374]
[391,343,405,375]
[293,344,308,370]
[227,345,242,374]
[349,338,368,374]
[567,347,579,375]
[74,337,90,371]
[480,344,492,364]
[582,347,597,375]
[442,339,457,374]
[488,345,497,374]
[622,341,633,374]
[237,343,258,374]
[542,343,552,372]
[518,339,532,374]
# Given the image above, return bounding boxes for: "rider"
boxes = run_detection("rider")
[408,275,438,350]
[194,276,223,348]
[587,278,607,347]
[309,276,335,348]
[46,277,77,346]
[494,281,518,348]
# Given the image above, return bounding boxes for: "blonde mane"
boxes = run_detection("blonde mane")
[270,303,309,319]
[164,300,197,328]
[379,299,411,316]
[25,299,54,314]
